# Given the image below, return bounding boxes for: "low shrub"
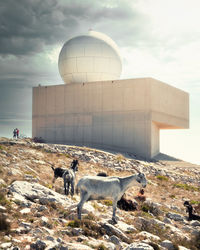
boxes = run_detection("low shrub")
[83,212,96,221]
[140,221,168,240]
[0,192,10,206]
[171,231,200,250]
[140,203,162,216]
[32,137,45,143]
[45,184,53,189]
[173,183,200,192]
[67,219,81,228]
[0,215,10,232]
[97,243,107,250]
[67,219,105,238]
[115,153,125,162]
[156,175,168,181]
[190,200,200,205]
[101,200,113,206]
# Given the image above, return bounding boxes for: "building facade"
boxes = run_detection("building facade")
[32,77,189,159]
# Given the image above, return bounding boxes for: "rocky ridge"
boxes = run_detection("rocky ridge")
[0,138,200,250]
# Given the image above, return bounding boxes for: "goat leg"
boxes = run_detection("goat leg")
[112,200,118,224]
[71,181,75,196]
[77,191,89,220]
[64,180,68,195]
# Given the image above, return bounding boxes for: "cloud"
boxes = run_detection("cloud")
[0,0,149,56]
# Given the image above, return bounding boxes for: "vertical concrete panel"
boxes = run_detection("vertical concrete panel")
[151,122,160,157]
[90,83,102,112]
[64,84,74,114]
[112,85,124,111]
[56,86,65,114]
[131,120,149,158]
[84,83,92,113]
[83,125,92,145]
[112,113,124,147]
[65,126,74,143]
[32,87,38,138]
[34,87,47,140]
[102,84,113,112]
[46,86,56,142]
[92,113,102,145]
[55,86,65,143]
[102,124,113,146]
[46,87,55,115]
[71,84,83,113]
[38,87,47,116]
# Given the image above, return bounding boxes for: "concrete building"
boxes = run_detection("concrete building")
[32,77,189,159]
[32,31,189,159]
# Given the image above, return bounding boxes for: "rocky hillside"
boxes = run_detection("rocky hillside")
[0,138,200,250]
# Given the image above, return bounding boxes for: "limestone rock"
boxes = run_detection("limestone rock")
[0,242,12,249]
[160,240,174,250]
[30,239,47,250]
[124,242,154,250]
[0,205,6,212]
[116,221,137,233]
[137,231,160,242]
[20,208,31,214]
[9,181,71,207]
[110,235,121,245]
[190,220,200,227]
[102,223,130,243]
[166,212,184,221]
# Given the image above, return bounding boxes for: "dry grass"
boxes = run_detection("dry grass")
[1,140,200,249]
[115,153,125,162]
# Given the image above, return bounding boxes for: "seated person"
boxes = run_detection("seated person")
[135,188,146,202]
[183,201,200,221]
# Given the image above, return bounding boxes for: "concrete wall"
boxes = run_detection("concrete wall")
[32,78,189,159]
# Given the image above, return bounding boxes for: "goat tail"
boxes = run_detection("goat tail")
[51,166,55,171]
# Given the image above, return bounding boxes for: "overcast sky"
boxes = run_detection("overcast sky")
[0,0,200,164]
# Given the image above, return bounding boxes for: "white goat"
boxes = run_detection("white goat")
[76,171,147,223]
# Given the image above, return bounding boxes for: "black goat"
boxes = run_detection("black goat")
[184,201,200,221]
[117,194,137,211]
[51,159,79,196]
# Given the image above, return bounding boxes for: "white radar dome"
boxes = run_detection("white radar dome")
[58,31,122,84]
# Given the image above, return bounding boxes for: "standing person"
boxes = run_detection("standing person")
[16,128,19,139]
[13,128,17,139]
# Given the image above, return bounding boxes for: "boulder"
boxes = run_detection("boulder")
[9,181,71,207]
[116,221,137,233]
[124,242,154,250]
[101,223,130,243]
[166,212,184,221]
[190,220,200,227]
[30,239,47,250]
[137,231,160,242]
[160,240,174,250]
[110,235,121,245]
